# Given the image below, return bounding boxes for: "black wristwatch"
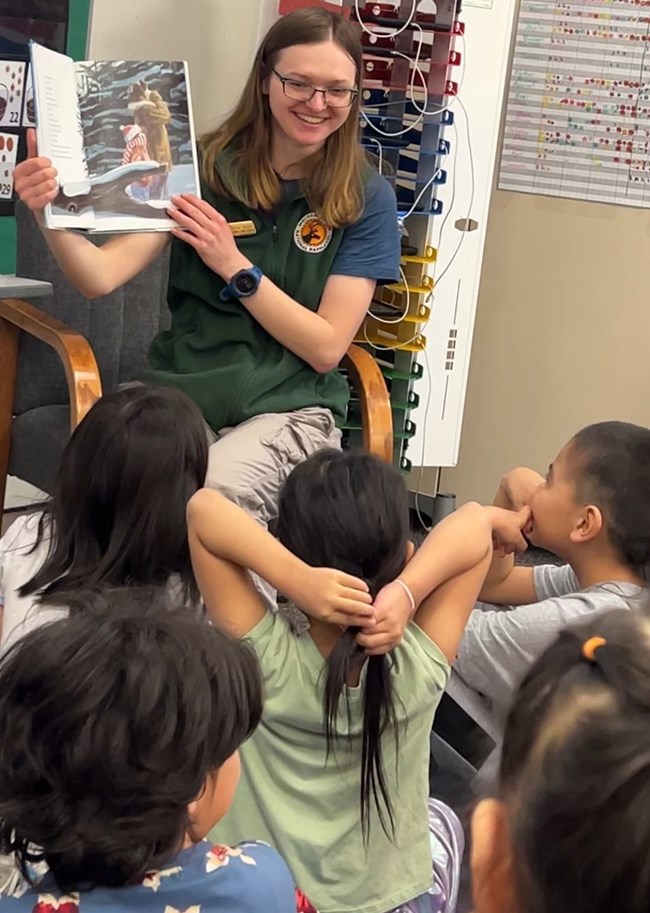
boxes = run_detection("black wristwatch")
[219,265,263,301]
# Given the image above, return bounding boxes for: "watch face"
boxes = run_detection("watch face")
[235,272,257,295]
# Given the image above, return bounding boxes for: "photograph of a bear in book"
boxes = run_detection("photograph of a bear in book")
[30,42,199,232]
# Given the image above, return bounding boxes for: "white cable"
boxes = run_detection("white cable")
[433,122,458,255]
[353,0,470,491]
[369,265,411,325]
[361,42,428,136]
[365,136,384,175]
[361,28,465,138]
[412,70,475,520]
[408,116,470,498]
[354,0,418,37]
[408,29,465,117]
[399,166,443,220]
[432,94,474,287]
[413,344,435,530]
[362,317,424,350]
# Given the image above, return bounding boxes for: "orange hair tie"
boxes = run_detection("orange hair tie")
[582,636,607,662]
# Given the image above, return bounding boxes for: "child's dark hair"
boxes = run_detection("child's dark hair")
[500,609,650,913]
[0,589,262,892]
[20,384,208,606]
[276,449,409,841]
[569,421,650,580]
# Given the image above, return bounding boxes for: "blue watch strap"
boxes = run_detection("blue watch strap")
[219,265,263,302]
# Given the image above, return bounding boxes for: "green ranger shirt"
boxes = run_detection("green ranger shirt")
[143,150,400,432]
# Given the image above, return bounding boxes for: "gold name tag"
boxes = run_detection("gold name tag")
[228,220,256,237]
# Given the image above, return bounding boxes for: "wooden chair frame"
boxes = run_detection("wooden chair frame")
[0,296,393,511]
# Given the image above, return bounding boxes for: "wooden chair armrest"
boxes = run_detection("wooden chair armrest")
[343,344,393,462]
[0,297,102,429]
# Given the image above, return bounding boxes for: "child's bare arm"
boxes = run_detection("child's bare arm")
[478,468,544,605]
[187,489,373,637]
[399,503,489,599]
[413,546,493,663]
[358,503,529,657]
[359,503,493,655]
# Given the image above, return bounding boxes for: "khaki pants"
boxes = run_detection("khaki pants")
[205,407,342,607]
[206,407,341,524]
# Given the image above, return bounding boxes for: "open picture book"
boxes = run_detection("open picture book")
[30,42,200,232]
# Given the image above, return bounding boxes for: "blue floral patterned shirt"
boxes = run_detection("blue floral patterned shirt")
[2,841,317,913]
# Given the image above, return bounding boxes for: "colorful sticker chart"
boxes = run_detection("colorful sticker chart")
[0,132,18,199]
[0,58,25,128]
[499,0,650,207]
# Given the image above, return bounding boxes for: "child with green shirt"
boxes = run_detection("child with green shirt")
[187,449,528,913]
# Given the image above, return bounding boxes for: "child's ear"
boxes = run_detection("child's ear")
[185,797,201,843]
[569,504,603,544]
[471,799,518,913]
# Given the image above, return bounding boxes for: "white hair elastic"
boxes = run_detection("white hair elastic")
[395,578,416,615]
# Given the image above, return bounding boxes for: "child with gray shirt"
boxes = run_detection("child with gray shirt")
[453,421,649,724]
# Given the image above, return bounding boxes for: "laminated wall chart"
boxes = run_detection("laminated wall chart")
[499,0,650,207]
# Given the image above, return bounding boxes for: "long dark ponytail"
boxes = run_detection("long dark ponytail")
[277,449,410,841]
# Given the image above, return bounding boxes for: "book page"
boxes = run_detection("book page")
[30,43,89,191]
[72,60,199,232]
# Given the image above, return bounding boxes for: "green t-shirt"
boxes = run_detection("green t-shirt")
[211,614,450,913]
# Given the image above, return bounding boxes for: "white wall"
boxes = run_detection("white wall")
[437,0,650,505]
[87,0,280,133]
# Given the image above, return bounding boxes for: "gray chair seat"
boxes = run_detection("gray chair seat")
[9,406,71,495]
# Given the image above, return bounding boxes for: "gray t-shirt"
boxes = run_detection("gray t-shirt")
[453,564,646,721]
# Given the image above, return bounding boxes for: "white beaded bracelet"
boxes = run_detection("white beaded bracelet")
[395,578,416,615]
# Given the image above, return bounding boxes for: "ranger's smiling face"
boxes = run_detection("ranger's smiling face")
[266,40,357,158]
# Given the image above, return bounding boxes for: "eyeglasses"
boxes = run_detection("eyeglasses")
[271,68,358,108]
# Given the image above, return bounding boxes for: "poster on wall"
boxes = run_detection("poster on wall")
[499,0,650,208]
[0,59,25,128]
[0,0,69,216]
[0,131,18,199]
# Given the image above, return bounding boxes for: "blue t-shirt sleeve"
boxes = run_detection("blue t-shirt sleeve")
[330,172,401,285]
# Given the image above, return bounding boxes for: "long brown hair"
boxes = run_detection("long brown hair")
[199,8,367,228]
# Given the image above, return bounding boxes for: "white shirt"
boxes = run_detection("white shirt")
[0,513,66,654]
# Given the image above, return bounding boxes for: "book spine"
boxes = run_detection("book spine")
[184,60,201,199]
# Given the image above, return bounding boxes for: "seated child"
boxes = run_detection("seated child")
[0,591,316,912]
[186,449,528,913]
[0,384,369,653]
[454,420,649,722]
[471,608,650,913]
[0,384,208,651]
